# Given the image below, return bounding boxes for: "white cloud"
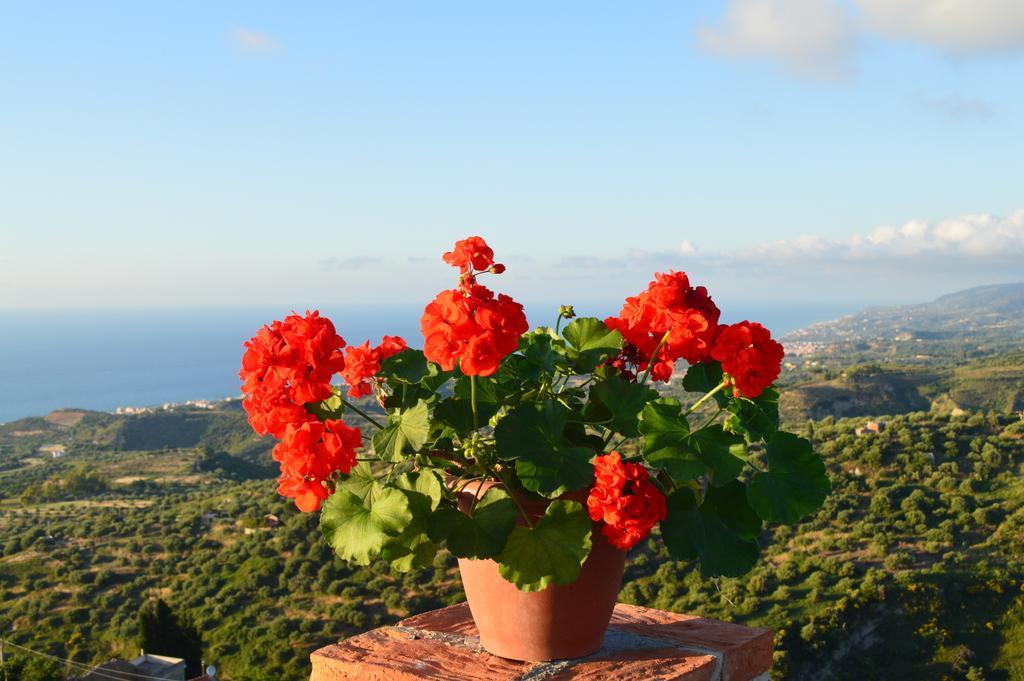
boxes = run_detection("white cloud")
[698,0,1024,82]
[854,0,1024,54]
[230,26,279,53]
[731,209,1024,261]
[696,0,857,80]
[679,239,698,255]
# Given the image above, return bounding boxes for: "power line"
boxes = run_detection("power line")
[0,638,182,681]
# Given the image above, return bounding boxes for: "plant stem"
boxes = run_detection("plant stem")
[565,375,593,393]
[452,475,485,494]
[468,480,486,514]
[341,397,386,429]
[536,377,551,403]
[745,459,767,474]
[683,381,727,417]
[653,471,678,495]
[609,435,634,452]
[638,331,671,384]
[470,375,479,432]
[491,465,534,529]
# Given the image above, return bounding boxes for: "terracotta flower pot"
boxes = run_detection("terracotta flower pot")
[455,482,627,661]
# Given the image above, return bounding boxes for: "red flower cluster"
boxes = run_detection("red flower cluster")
[605,271,721,382]
[239,311,361,512]
[341,336,407,398]
[240,311,347,437]
[273,418,362,512]
[421,237,528,376]
[605,271,784,398]
[587,452,667,550]
[710,321,784,399]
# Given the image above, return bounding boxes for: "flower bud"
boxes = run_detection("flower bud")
[558,304,576,319]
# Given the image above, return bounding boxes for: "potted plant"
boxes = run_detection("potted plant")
[238,236,829,661]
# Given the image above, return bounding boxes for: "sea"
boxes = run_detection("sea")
[0,301,858,424]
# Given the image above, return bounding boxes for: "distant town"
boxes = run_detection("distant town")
[114,397,243,416]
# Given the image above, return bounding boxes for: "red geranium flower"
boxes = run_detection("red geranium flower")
[443,236,497,272]
[710,321,784,399]
[272,417,362,512]
[422,239,527,376]
[239,310,347,437]
[241,388,310,440]
[605,271,720,383]
[587,452,667,550]
[342,335,408,398]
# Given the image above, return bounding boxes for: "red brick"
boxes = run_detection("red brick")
[397,603,480,637]
[610,604,774,681]
[309,626,531,680]
[544,646,717,681]
[310,603,772,681]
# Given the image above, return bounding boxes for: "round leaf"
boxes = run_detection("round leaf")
[661,484,760,577]
[320,487,413,565]
[427,488,518,559]
[562,317,623,372]
[496,500,592,592]
[746,431,830,523]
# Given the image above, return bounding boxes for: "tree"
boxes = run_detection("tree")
[138,598,203,677]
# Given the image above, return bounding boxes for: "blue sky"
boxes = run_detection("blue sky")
[2,1,1022,309]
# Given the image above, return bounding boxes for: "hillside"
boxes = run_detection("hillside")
[783,283,1024,365]
[1,409,1022,679]
[774,285,1024,422]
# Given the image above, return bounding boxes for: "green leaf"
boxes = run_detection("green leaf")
[372,399,430,462]
[493,402,594,496]
[420,363,457,393]
[305,386,345,420]
[434,397,498,436]
[563,421,606,451]
[639,399,704,482]
[746,431,830,523]
[320,487,413,565]
[382,382,434,411]
[393,470,443,510]
[702,480,762,540]
[496,500,593,592]
[586,376,658,437]
[454,375,502,404]
[661,483,760,577]
[494,401,568,461]
[381,487,438,571]
[562,317,623,373]
[516,446,594,498]
[682,362,724,393]
[427,488,518,559]
[639,399,746,485]
[379,348,429,384]
[725,387,780,442]
[382,532,437,572]
[687,426,748,486]
[644,447,705,482]
[682,363,729,408]
[518,330,570,382]
[336,463,380,504]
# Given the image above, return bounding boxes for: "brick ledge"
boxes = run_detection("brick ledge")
[310,602,772,681]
